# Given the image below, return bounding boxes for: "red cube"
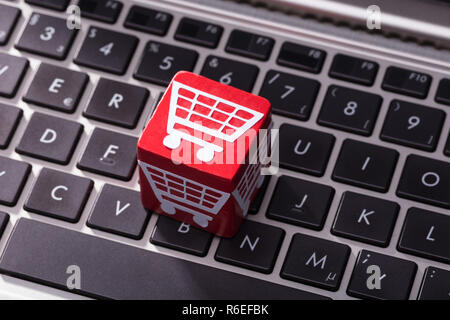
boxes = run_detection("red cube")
[137,72,271,237]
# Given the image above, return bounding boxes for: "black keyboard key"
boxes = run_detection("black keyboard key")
[347,250,417,300]
[16,112,83,165]
[226,30,274,61]
[0,157,31,207]
[267,175,335,230]
[0,5,20,45]
[78,0,122,24]
[124,5,172,36]
[381,100,445,152]
[87,184,150,240]
[134,41,198,87]
[259,70,320,121]
[75,27,138,75]
[248,176,270,215]
[24,168,93,222]
[77,128,137,181]
[445,133,450,157]
[151,216,213,257]
[215,220,285,274]
[333,139,398,193]
[329,54,378,86]
[418,267,450,300]
[26,0,70,11]
[279,124,335,177]
[201,55,259,92]
[277,42,326,74]
[0,53,29,98]
[318,85,382,136]
[0,218,328,300]
[0,103,22,149]
[382,66,431,99]
[397,155,450,209]
[175,18,223,48]
[16,13,78,60]
[281,233,350,291]
[0,212,8,239]
[331,192,399,247]
[23,63,88,113]
[398,208,450,264]
[83,78,149,128]
[435,78,450,106]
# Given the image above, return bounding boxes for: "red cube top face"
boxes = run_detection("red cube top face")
[138,71,271,182]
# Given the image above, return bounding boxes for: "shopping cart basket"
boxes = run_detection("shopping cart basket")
[232,141,266,215]
[162,81,265,162]
[139,161,230,228]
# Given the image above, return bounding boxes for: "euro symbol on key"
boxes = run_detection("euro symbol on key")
[366,265,383,290]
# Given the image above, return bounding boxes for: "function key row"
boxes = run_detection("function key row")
[125,5,173,36]
[12,3,450,101]
[26,0,123,23]
[12,8,447,106]
[25,0,71,12]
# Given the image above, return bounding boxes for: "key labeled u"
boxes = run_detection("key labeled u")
[294,139,311,155]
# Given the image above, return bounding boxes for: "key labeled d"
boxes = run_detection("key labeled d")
[40,129,57,144]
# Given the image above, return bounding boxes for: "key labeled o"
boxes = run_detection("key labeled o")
[421,172,440,187]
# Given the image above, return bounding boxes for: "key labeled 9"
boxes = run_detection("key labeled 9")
[407,116,420,130]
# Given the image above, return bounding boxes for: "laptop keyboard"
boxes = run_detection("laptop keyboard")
[0,0,449,300]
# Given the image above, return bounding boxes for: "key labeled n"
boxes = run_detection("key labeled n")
[240,235,260,252]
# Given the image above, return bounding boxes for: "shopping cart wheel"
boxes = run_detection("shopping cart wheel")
[193,215,209,228]
[161,201,176,215]
[163,134,181,150]
[197,147,215,162]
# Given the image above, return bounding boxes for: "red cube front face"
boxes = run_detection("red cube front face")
[138,72,271,237]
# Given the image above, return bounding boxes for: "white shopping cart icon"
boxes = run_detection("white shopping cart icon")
[232,142,267,214]
[139,161,230,228]
[162,81,264,162]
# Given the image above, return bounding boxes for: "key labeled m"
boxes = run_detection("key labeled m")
[306,252,327,269]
